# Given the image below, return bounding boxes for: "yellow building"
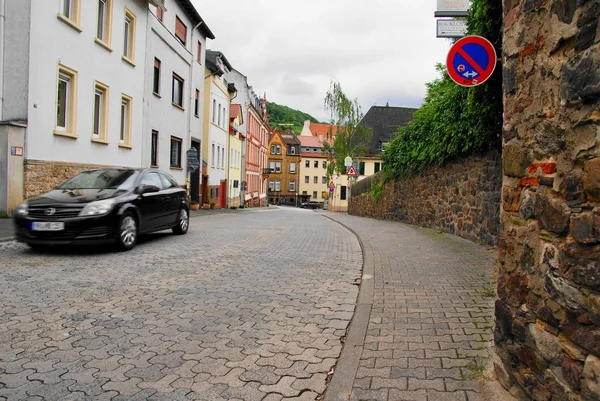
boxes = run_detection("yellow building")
[267,130,301,206]
[227,104,244,208]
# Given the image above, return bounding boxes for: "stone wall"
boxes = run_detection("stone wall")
[24,159,112,199]
[496,0,600,399]
[349,151,502,245]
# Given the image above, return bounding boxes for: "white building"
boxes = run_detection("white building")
[0,0,215,213]
[144,0,215,199]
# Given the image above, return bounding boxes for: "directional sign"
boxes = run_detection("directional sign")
[344,156,353,167]
[346,165,358,177]
[437,19,467,38]
[186,147,200,172]
[446,35,497,87]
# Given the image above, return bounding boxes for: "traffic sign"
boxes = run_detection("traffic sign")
[346,165,358,177]
[446,35,497,87]
[344,156,353,167]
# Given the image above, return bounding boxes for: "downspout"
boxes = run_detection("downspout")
[228,89,237,206]
[0,0,5,120]
[186,20,202,198]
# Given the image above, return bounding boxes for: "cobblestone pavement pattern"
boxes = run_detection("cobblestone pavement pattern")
[0,208,362,400]
[326,214,498,401]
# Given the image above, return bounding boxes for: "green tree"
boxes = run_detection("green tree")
[323,81,372,179]
[383,0,502,179]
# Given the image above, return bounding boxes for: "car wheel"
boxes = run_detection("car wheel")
[172,208,189,235]
[116,212,137,251]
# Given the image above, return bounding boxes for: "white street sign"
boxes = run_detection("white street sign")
[437,19,468,38]
[344,156,353,167]
[437,0,469,12]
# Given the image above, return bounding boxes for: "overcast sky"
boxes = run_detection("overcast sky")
[192,0,452,122]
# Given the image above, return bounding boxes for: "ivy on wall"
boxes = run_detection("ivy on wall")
[383,0,503,179]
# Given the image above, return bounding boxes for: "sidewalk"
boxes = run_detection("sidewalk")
[323,212,514,401]
[0,218,13,241]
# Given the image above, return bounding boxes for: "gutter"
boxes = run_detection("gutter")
[0,0,5,120]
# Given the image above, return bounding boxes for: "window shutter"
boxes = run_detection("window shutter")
[175,17,187,44]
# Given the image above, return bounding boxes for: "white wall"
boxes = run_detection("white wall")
[208,80,228,186]
[25,0,148,168]
[143,2,207,185]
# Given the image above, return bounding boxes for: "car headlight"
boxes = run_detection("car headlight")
[15,202,28,216]
[79,199,116,216]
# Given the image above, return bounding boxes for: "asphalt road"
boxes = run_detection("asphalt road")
[0,207,363,400]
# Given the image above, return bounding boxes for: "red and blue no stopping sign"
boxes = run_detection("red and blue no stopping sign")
[446,35,497,87]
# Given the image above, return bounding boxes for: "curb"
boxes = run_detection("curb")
[322,214,374,401]
[0,236,15,243]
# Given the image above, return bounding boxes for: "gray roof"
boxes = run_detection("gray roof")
[206,50,233,75]
[360,106,417,155]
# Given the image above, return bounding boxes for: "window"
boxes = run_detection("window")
[218,103,222,126]
[172,74,184,107]
[375,162,381,173]
[289,181,296,192]
[302,191,307,195]
[151,130,158,167]
[322,177,327,184]
[140,172,163,189]
[197,41,202,63]
[313,176,318,184]
[270,145,275,154]
[273,145,281,154]
[156,6,163,21]
[221,147,225,169]
[269,181,281,192]
[341,186,347,200]
[55,64,78,136]
[119,94,132,146]
[92,81,109,142]
[381,142,389,151]
[313,191,318,199]
[194,89,199,117]
[96,0,112,46]
[123,9,136,64]
[211,144,215,167]
[153,58,161,95]
[212,99,216,123]
[269,161,281,173]
[314,161,318,168]
[290,162,296,173]
[304,176,309,183]
[175,16,187,45]
[323,161,327,169]
[160,173,179,189]
[359,162,365,176]
[170,136,182,167]
[59,0,81,28]
[305,160,310,168]
[217,146,221,168]
[290,146,296,155]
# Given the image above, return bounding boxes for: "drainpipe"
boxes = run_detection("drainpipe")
[0,0,5,120]
[186,20,202,199]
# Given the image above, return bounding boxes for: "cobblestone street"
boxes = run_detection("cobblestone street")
[0,208,362,400]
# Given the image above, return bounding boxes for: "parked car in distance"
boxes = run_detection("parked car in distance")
[13,168,189,251]
[300,200,322,209]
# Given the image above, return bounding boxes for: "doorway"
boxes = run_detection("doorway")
[190,140,201,203]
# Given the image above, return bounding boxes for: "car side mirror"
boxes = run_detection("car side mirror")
[138,184,160,194]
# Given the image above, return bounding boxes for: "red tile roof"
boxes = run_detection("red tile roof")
[309,123,336,137]
[301,151,328,158]
[230,104,242,120]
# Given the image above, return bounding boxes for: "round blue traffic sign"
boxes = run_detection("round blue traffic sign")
[446,35,497,87]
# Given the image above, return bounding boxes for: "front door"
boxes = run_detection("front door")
[190,140,201,203]
[220,180,226,209]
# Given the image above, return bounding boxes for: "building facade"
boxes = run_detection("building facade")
[299,121,334,208]
[227,104,244,208]
[224,69,268,207]
[203,50,232,208]
[267,130,301,206]
[145,0,214,199]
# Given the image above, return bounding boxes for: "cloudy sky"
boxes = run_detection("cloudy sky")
[192,0,453,122]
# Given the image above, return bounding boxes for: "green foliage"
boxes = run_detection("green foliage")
[383,0,503,179]
[267,101,319,134]
[370,178,384,201]
[323,81,372,179]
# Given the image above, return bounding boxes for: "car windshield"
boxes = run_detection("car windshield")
[57,169,138,190]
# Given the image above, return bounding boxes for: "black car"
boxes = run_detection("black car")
[13,168,189,251]
[301,200,322,209]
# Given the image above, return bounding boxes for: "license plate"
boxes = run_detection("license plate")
[31,222,65,231]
